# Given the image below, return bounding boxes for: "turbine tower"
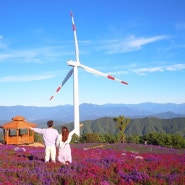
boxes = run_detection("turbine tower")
[50,12,128,136]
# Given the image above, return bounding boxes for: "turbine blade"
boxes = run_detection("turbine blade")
[79,64,128,85]
[62,69,74,86]
[70,11,80,63]
[49,69,74,100]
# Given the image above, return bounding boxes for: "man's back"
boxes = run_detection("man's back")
[31,127,58,146]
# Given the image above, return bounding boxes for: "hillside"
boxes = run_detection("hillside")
[0,117,184,141]
[0,103,185,137]
[59,117,185,137]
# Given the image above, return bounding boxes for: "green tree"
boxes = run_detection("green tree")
[171,134,185,149]
[126,135,140,144]
[142,133,160,145]
[81,133,101,143]
[113,115,130,143]
[34,132,44,143]
[104,133,118,143]
[98,134,107,143]
[164,134,172,146]
[141,133,185,149]
[71,133,81,143]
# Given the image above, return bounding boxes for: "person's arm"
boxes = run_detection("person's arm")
[69,124,83,137]
[65,124,83,144]
[69,129,76,136]
[56,135,61,147]
[29,127,44,134]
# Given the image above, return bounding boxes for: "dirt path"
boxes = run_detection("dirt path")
[23,142,44,147]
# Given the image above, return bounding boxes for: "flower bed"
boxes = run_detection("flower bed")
[0,143,184,185]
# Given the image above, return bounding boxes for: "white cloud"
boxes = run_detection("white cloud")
[128,35,168,48]
[100,35,169,54]
[96,62,185,77]
[132,63,185,75]
[0,54,11,60]
[0,35,6,49]
[166,64,185,71]
[0,74,55,82]
[175,22,185,30]
[0,46,72,63]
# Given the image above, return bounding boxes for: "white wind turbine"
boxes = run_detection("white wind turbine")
[50,12,128,136]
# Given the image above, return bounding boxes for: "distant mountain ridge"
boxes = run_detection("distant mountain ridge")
[0,103,185,123]
[76,117,185,137]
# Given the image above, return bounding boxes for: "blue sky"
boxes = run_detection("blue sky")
[0,0,185,107]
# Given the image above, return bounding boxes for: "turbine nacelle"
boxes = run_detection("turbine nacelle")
[67,60,80,67]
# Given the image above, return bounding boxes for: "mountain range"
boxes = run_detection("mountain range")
[0,103,185,124]
[76,117,185,137]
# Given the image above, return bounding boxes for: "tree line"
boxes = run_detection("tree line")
[34,116,185,149]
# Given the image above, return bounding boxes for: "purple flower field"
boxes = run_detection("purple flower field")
[0,143,184,185]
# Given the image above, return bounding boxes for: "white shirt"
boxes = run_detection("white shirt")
[31,127,59,146]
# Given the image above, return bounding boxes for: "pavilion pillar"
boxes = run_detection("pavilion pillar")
[16,129,19,143]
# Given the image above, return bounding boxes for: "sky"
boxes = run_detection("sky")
[0,0,185,107]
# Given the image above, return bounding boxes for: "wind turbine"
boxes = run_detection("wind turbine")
[50,12,128,136]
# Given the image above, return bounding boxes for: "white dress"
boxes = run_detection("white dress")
[56,130,75,163]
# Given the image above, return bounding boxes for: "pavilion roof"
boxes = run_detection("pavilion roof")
[0,116,37,129]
